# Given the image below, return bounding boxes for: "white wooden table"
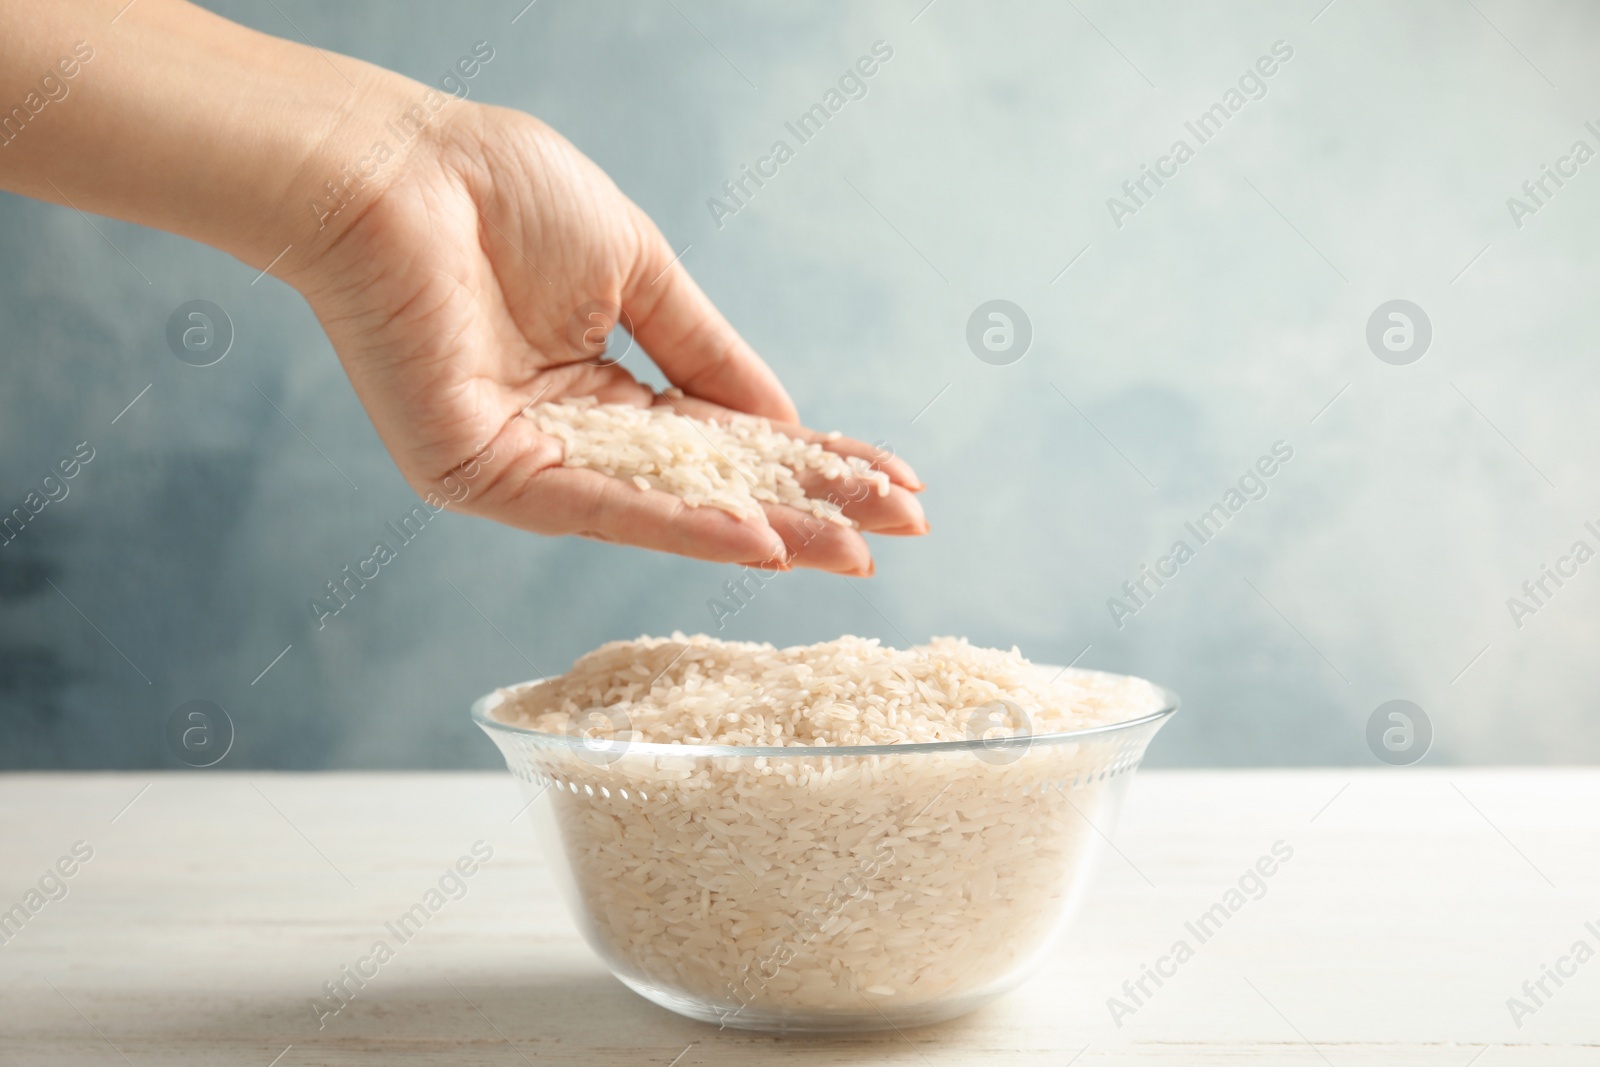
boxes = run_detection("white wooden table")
[1,771,1595,1065]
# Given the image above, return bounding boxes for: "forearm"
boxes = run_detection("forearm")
[0,0,439,278]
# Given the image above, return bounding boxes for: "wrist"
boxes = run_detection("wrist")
[0,0,456,286]
[246,69,458,288]
[173,14,459,285]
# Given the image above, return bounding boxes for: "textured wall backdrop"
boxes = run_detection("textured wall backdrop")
[3,0,1598,769]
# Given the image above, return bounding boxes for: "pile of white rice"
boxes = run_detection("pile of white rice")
[489,635,1167,1020]
[500,633,1159,747]
[526,396,890,526]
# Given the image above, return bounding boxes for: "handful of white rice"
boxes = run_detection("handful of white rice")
[489,635,1167,1020]
[526,396,890,526]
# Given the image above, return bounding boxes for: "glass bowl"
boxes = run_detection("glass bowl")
[473,669,1176,1033]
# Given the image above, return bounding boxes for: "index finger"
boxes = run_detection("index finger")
[623,221,799,423]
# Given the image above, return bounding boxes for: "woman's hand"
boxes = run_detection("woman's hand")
[0,0,925,575]
[293,104,927,576]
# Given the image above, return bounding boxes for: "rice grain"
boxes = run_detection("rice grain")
[527,398,889,526]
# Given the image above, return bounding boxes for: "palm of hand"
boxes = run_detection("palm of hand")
[294,106,924,574]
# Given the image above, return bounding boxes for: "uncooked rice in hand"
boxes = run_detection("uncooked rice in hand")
[526,396,889,526]
[489,635,1167,1018]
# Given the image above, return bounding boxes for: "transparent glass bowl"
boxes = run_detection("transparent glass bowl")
[473,671,1176,1033]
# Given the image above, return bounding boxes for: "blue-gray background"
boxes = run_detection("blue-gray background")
[3,0,1597,769]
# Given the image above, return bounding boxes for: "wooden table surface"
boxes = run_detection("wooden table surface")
[1,770,1595,1065]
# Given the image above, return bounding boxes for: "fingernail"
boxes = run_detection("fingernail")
[887,497,928,531]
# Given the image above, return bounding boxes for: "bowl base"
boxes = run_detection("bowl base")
[615,973,994,1034]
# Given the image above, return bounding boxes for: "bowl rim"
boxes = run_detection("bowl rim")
[470,667,1179,760]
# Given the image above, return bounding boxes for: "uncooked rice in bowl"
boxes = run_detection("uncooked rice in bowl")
[497,633,1162,746]
[526,396,889,526]
[489,635,1168,1020]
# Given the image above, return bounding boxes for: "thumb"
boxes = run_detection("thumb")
[622,219,799,423]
